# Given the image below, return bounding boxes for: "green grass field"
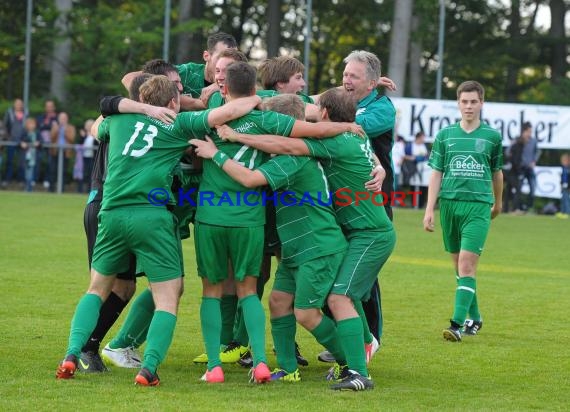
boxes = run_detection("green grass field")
[0,191,568,411]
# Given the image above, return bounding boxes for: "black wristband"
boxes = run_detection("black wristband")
[100,96,124,117]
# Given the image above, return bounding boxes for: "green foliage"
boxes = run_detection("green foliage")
[520,78,570,105]
[0,192,569,410]
[0,0,567,127]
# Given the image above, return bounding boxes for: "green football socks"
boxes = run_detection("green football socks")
[336,317,367,377]
[200,297,222,370]
[353,300,374,345]
[469,292,481,321]
[220,294,238,346]
[110,288,154,349]
[67,293,103,357]
[239,294,267,366]
[452,276,476,325]
[141,310,177,374]
[271,313,297,373]
[233,306,249,347]
[309,315,346,365]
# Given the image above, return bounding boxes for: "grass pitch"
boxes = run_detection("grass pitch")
[0,191,568,411]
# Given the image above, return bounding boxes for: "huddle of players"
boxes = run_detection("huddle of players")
[55,32,395,391]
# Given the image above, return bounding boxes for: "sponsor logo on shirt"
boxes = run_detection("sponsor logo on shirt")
[449,155,485,178]
[234,122,257,134]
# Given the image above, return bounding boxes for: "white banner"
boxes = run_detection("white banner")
[391,97,570,149]
[408,165,563,199]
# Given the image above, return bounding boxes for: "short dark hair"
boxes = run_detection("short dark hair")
[319,88,356,122]
[522,121,532,131]
[207,32,238,52]
[226,62,256,98]
[129,73,153,101]
[456,80,485,100]
[141,59,178,76]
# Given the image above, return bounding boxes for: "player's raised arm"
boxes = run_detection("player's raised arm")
[289,119,364,138]
[121,70,143,90]
[99,96,177,124]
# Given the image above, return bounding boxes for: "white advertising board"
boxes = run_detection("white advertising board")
[391,97,570,149]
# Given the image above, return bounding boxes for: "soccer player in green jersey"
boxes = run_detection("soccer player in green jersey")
[193,62,363,385]
[423,80,503,342]
[191,94,349,384]
[206,48,249,109]
[55,75,261,386]
[122,32,237,111]
[216,87,396,391]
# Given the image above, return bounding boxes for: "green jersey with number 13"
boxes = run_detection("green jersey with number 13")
[98,111,213,210]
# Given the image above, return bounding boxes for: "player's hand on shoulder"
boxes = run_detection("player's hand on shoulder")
[216,124,240,142]
[347,123,365,137]
[146,105,177,124]
[200,84,219,107]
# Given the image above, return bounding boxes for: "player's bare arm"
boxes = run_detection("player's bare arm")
[206,95,262,127]
[199,83,220,107]
[491,170,503,219]
[216,124,309,156]
[290,120,364,138]
[423,170,443,232]
[180,94,207,111]
[121,70,143,90]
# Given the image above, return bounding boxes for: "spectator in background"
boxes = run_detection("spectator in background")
[2,98,27,187]
[82,119,97,192]
[391,135,406,191]
[556,153,570,219]
[50,111,76,192]
[519,122,540,212]
[36,99,58,189]
[403,131,429,207]
[502,135,524,213]
[73,129,85,193]
[20,117,40,192]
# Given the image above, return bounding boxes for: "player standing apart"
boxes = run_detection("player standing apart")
[423,80,503,342]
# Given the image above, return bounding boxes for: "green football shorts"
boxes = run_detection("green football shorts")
[439,199,492,255]
[194,221,264,283]
[330,228,396,301]
[273,252,345,309]
[92,207,183,282]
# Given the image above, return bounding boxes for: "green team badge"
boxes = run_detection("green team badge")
[475,139,486,153]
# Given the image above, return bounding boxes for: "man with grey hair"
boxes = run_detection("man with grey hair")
[342,50,396,219]
[316,50,396,365]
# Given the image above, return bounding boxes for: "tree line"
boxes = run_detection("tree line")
[0,0,568,124]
